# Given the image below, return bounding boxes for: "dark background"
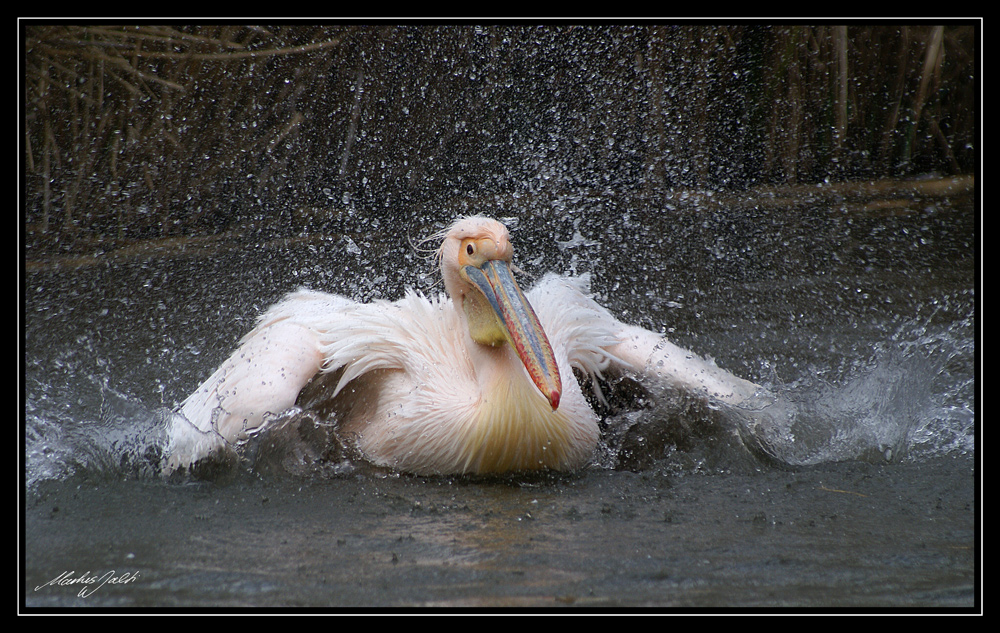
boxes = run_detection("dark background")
[24,24,977,257]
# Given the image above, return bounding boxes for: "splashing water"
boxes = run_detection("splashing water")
[589,284,974,474]
[25,375,169,490]
[24,278,975,491]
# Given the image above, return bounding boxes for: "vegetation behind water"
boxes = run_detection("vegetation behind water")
[23,24,977,257]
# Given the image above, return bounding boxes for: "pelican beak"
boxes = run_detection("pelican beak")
[462,260,562,410]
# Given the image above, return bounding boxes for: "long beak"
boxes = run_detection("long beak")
[463,261,562,410]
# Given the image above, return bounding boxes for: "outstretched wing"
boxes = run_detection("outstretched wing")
[168,289,403,470]
[608,324,761,404]
[177,290,338,440]
[528,273,761,406]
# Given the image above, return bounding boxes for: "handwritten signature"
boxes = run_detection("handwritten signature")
[34,570,139,598]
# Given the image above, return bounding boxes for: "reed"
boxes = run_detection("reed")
[23,24,976,258]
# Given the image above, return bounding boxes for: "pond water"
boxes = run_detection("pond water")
[23,187,977,609]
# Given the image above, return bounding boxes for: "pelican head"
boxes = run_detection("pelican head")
[436,216,562,410]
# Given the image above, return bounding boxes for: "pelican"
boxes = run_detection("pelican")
[166,216,763,475]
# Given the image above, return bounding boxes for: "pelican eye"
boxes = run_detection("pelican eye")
[466,244,475,256]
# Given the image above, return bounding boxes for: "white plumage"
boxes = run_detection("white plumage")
[166,216,762,475]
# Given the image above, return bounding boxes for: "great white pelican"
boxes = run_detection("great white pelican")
[166,216,763,475]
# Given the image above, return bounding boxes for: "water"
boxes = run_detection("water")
[22,191,977,609]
